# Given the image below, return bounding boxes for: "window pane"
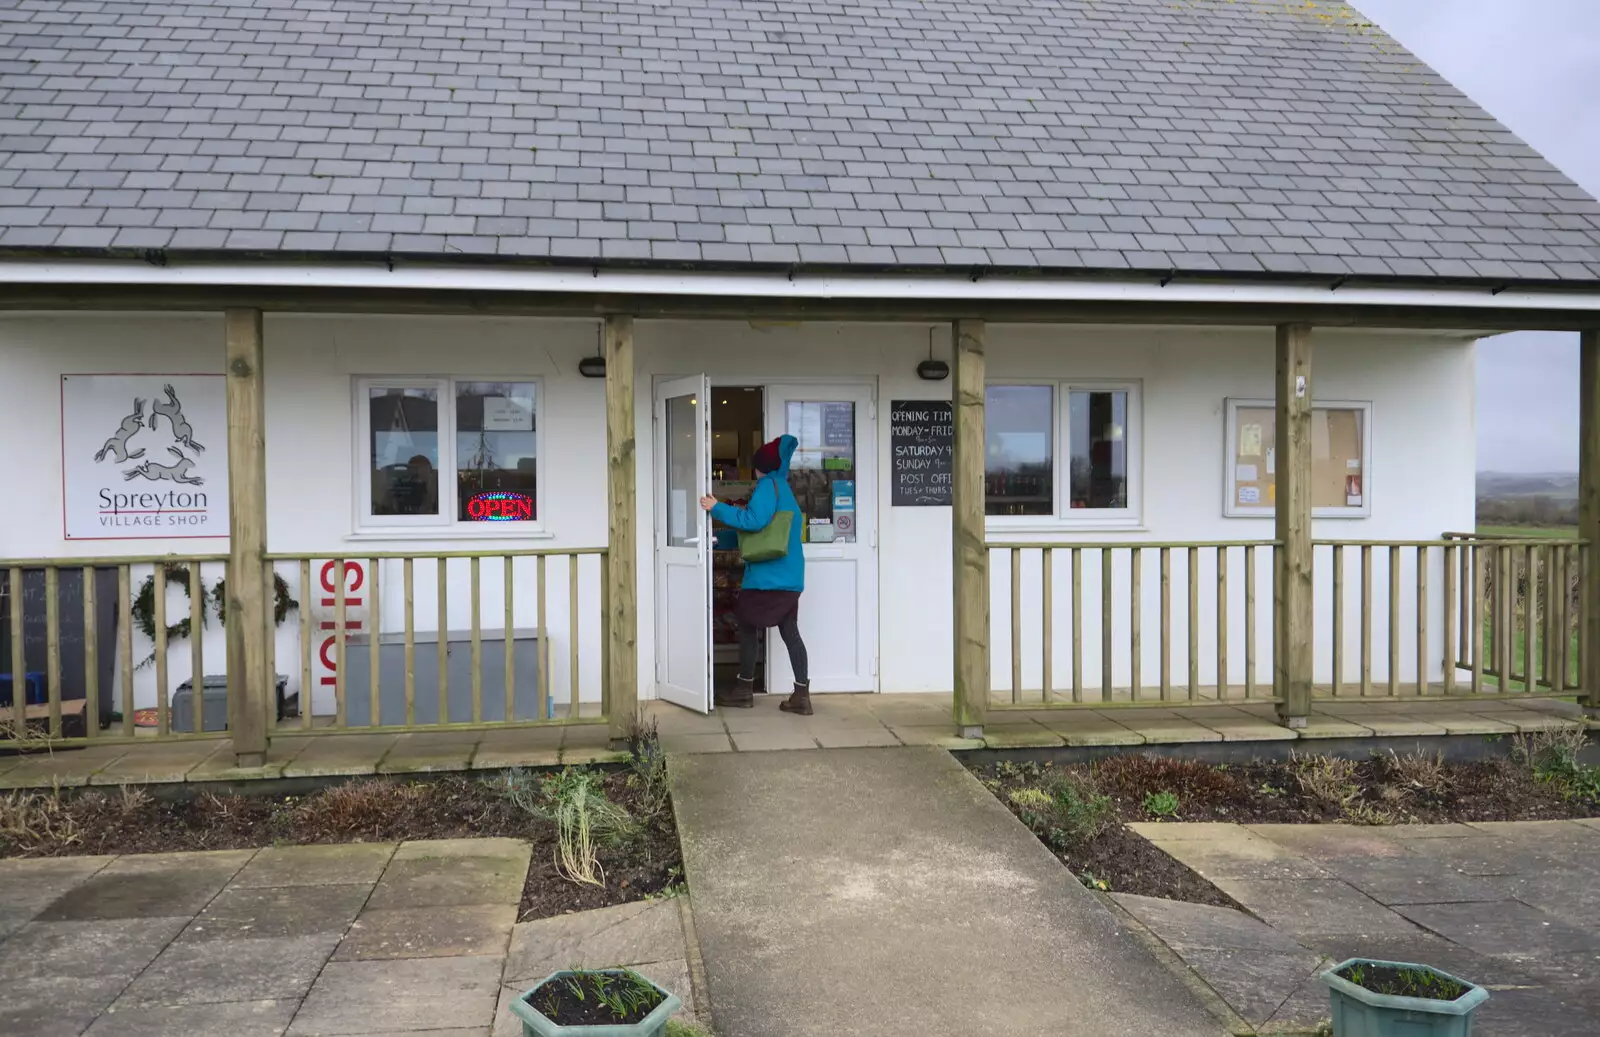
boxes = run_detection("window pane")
[456,382,537,522]
[985,385,1053,516]
[784,401,856,542]
[664,392,698,547]
[1069,390,1128,509]
[369,387,440,516]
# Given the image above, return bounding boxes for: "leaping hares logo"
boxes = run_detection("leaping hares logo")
[124,446,204,486]
[94,399,148,463]
[151,384,206,454]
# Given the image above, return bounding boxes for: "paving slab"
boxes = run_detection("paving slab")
[230,843,396,888]
[1393,899,1600,960]
[1149,832,1333,881]
[659,731,734,753]
[283,735,398,778]
[1112,893,1310,955]
[187,737,312,781]
[336,904,516,960]
[0,745,128,788]
[1119,718,1226,744]
[366,840,530,910]
[725,729,819,751]
[888,724,984,748]
[83,999,300,1037]
[1173,944,1325,1027]
[981,726,1067,748]
[0,916,190,984]
[812,726,902,748]
[376,733,480,774]
[117,934,340,1006]
[671,746,1222,1037]
[0,855,115,939]
[0,974,133,1037]
[89,743,228,785]
[472,726,563,768]
[1199,715,1299,741]
[180,883,371,942]
[1207,877,1425,939]
[290,955,504,1036]
[1294,717,1374,739]
[501,899,686,987]
[36,850,256,921]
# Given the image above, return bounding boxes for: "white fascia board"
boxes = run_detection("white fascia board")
[2,258,1600,313]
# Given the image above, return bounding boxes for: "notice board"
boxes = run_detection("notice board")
[1226,400,1367,516]
[890,400,954,506]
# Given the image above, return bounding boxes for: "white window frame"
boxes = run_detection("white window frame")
[985,379,1143,532]
[353,376,544,534]
[1223,398,1372,519]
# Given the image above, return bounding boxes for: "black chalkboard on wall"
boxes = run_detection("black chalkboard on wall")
[0,568,119,725]
[890,400,955,506]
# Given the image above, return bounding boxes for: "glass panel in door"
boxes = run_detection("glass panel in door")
[654,375,713,712]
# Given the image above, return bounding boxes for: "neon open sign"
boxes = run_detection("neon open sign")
[466,491,534,521]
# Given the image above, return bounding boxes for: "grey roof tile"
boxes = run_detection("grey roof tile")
[0,0,1594,282]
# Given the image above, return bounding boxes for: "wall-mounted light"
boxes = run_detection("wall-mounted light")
[917,326,949,380]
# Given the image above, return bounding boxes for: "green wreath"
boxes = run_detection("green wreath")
[130,563,212,668]
[212,573,298,628]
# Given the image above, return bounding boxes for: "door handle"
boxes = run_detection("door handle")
[684,537,701,545]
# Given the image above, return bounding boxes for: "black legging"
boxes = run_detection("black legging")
[738,615,809,686]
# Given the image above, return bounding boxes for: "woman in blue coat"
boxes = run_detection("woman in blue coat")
[699,434,811,714]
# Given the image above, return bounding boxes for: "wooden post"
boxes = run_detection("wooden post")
[225,308,269,765]
[1274,323,1313,726]
[1580,328,1600,714]
[952,318,989,736]
[605,315,639,744]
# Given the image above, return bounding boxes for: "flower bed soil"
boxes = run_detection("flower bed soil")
[0,770,681,922]
[973,750,1599,907]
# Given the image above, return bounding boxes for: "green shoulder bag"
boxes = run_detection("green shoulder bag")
[737,480,793,562]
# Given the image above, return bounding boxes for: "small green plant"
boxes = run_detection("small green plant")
[1007,773,1114,849]
[1142,790,1180,818]
[1514,728,1600,802]
[666,1020,714,1037]
[1078,869,1110,891]
[1337,962,1468,1001]
[625,711,672,821]
[496,767,638,886]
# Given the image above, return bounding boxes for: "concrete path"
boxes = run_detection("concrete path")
[1126,819,1600,1036]
[0,841,700,1037]
[670,746,1225,1037]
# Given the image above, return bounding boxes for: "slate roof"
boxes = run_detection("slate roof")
[2,0,1600,283]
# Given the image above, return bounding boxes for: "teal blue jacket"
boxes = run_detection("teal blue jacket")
[710,435,805,592]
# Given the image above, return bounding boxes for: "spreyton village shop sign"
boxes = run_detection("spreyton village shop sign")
[61,374,229,540]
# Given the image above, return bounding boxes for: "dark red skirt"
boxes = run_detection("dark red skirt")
[735,589,801,629]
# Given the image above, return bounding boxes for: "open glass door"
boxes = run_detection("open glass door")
[654,375,713,712]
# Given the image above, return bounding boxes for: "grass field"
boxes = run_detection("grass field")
[1476,524,1578,539]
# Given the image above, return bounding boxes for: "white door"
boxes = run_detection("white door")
[654,375,713,712]
[765,385,879,692]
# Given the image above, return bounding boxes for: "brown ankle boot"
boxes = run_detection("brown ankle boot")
[779,681,813,715]
[715,676,755,709]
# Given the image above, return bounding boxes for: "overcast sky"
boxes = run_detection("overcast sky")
[1354,0,1600,473]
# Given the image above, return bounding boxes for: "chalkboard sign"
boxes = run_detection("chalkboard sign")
[891,400,955,506]
[0,568,119,726]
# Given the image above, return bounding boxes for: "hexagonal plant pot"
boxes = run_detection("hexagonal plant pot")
[510,969,682,1037]
[1321,958,1490,1037]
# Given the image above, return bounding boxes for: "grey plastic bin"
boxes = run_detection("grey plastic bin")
[172,674,290,733]
[342,628,549,727]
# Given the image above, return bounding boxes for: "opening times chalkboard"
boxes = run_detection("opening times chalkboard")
[891,400,954,506]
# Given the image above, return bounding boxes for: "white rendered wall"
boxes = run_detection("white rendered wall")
[1,314,1476,710]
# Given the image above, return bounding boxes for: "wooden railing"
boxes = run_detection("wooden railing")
[1439,533,1585,696]
[3,555,230,745]
[987,541,1281,708]
[1,548,606,748]
[263,548,609,734]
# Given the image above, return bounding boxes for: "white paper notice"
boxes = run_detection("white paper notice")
[1238,486,1261,505]
[1347,494,1363,507]
[1265,447,1276,475]
[1347,457,1362,469]
[1235,464,1258,482]
[1240,423,1262,456]
[483,396,533,431]
[669,489,688,541]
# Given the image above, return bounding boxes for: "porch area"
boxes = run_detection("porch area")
[2,303,1598,774]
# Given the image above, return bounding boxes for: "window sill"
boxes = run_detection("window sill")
[345,527,555,542]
